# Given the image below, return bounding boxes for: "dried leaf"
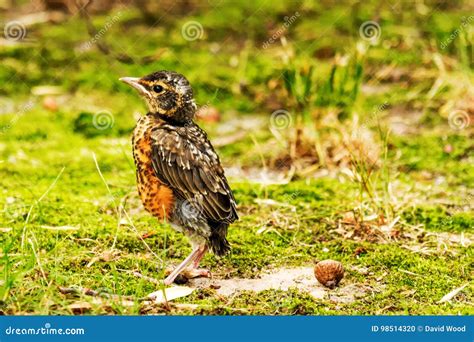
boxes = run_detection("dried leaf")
[147,286,195,303]
[68,301,92,314]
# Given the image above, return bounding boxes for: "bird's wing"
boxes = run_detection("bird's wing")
[150,123,238,224]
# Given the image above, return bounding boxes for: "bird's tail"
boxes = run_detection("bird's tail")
[209,222,231,256]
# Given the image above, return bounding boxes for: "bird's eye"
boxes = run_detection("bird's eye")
[153,85,164,93]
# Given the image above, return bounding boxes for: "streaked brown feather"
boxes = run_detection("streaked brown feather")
[150,122,238,224]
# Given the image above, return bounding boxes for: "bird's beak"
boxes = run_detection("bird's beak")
[119,77,148,95]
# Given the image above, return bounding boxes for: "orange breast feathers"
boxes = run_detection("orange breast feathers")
[133,121,175,220]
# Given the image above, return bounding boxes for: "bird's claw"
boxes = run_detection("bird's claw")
[183,267,211,279]
[163,266,211,285]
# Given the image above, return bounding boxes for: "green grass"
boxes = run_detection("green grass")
[0,0,473,315]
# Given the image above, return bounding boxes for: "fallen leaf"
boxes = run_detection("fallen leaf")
[147,286,195,303]
[68,301,92,314]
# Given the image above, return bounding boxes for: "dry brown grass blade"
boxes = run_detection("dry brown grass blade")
[438,283,469,303]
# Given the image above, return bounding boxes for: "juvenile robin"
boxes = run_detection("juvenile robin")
[120,71,238,285]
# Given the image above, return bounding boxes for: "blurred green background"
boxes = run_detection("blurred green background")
[0,0,472,315]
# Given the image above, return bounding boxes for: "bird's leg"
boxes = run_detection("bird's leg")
[192,244,208,268]
[163,248,201,286]
[183,244,210,279]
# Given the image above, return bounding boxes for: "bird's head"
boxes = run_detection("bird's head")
[120,71,196,124]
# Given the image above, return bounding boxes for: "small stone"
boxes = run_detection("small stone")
[314,260,344,289]
[43,96,58,111]
[443,144,453,154]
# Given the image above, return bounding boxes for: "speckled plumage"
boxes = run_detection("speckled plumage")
[132,115,175,220]
[132,113,238,255]
[124,71,238,269]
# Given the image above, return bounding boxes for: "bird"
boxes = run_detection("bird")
[120,71,238,285]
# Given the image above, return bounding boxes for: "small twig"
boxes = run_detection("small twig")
[439,283,469,303]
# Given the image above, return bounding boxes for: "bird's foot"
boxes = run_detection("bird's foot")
[183,267,211,279]
[163,266,210,285]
